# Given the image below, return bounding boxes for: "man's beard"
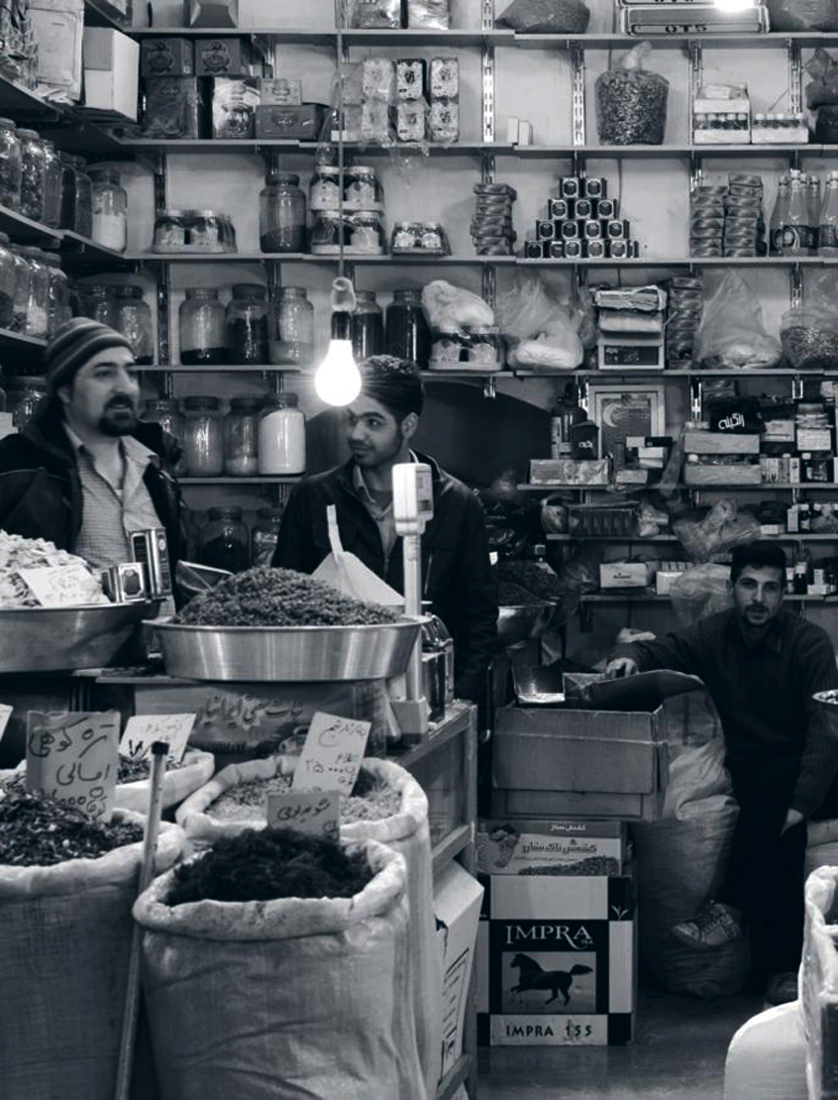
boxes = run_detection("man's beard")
[98,404,138,436]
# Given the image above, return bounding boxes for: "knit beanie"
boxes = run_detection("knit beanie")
[45,317,134,394]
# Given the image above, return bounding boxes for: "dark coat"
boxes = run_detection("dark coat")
[272,453,498,701]
[0,397,187,571]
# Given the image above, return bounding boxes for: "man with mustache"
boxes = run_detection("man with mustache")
[605,542,838,1005]
[0,317,185,572]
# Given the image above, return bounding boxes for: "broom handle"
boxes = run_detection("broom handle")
[114,740,169,1100]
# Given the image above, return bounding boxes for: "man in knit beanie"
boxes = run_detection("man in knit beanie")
[0,317,186,574]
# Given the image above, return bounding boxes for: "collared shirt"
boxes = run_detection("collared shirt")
[620,607,838,816]
[65,424,164,570]
[352,453,418,568]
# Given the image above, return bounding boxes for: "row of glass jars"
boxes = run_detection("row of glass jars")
[143,393,306,478]
[351,289,431,367]
[0,239,71,339]
[75,283,154,363]
[259,170,384,255]
[179,284,314,366]
[198,506,283,573]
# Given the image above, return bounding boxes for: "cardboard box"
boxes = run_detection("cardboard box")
[254,103,326,140]
[141,36,193,77]
[683,431,761,455]
[477,873,636,1046]
[529,459,610,487]
[259,77,302,106]
[684,464,763,486]
[83,27,138,120]
[599,562,654,590]
[142,76,203,139]
[477,819,627,877]
[491,785,666,823]
[435,863,483,1082]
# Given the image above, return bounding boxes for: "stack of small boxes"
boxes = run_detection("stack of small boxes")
[337,56,459,144]
[524,176,638,261]
[594,285,667,371]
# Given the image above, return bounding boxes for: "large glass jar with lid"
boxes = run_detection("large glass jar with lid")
[0,118,21,211]
[7,377,47,428]
[73,157,93,239]
[226,283,270,364]
[270,286,314,365]
[9,245,30,332]
[251,506,283,566]
[259,172,306,253]
[17,129,46,223]
[386,288,431,368]
[89,168,128,253]
[0,232,16,330]
[224,395,262,476]
[43,252,71,334]
[40,140,61,229]
[182,395,224,476]
[76,282,116,327]
[259,392,305,475]
[199,506,250,573]
[351,290,383,361]
[179,287,226,365]
[143,398,186,474]
[58,152,75,229]
[18,246,49,338]
[114,286,153,364]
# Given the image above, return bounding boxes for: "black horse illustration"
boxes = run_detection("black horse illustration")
[509,953,594,1006]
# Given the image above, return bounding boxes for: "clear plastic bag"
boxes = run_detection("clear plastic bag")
[595,42,669,146]
[496,273,584,370]
[406,0,450,28]
[807,48,838,108]
[770,0,838,32]
[496,0,590,33]
[673,499,761,563]
[780,274,838,370]
[694,272,782,370]
[669,563,734,626]
[422,279,494,335]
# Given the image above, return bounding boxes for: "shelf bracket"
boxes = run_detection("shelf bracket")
[481,43,495,145]
[690,377,703,421]
[153,154,171,370]
[792,375,805,402]
[483,376,497,400]
[482,262,496,311]
[571,46,586,148]
[788,40,803,117]
[791,264,803,311]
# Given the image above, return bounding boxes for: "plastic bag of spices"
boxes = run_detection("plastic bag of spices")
[134,837,427,1100]
[694,272,782,370]
[177,754,441,1097]
[496,0,590,33]
[595,42,669,146]
[0,805,184,1100]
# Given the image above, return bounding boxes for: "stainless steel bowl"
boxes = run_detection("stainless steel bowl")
[150,617,427,682]
[496,603,555,649]
[0,601,161,673]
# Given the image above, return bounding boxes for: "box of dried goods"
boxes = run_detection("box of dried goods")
[477,819,628,877]
[141,36,194,77]
[195,36,254,76]
[142,77,203,139]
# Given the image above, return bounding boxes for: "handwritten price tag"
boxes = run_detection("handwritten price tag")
[119,713,196,766]
[0,704,12,743]
[266,791,340,839]
[291,712,371,795]
[26,710,120,821]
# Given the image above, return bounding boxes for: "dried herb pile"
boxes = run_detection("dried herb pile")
[497,581,543,607]
[166,828,373,905]
[117,754,191,783]
[0,791,143,867]
[176,567,402,628]
[497,561,563,601]
[210,768,401,824]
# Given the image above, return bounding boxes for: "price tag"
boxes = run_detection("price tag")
[120,714,196,766]
[18,564,107,607]
[266,791,340,839]
[0,704,12,743]
[26,710,120,821]
[291,712,371,795]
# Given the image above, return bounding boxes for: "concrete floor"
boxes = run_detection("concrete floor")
[477,989,766,1099]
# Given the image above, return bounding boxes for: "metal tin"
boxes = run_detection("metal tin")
[102,562,148,603]
[130,527,173,598]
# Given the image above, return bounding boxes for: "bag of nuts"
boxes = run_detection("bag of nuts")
[596,41,669,146]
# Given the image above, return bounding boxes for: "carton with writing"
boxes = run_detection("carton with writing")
[434,862,484,1083]
[477,819,628,877]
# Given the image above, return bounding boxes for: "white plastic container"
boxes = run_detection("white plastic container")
[258,392,305,475]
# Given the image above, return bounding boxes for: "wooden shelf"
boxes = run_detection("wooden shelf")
[84,0,130,29]
[0,204,61,245]
[139,364,303,373]
[178,477,302,485]
[432,824,471,876]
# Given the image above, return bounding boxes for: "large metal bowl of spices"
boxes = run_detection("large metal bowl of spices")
[0,600,160,673]
[150,617,428,682]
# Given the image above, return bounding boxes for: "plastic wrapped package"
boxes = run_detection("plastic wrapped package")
[694,272,782,370]
[497,273,584,370]
[407,0,450,29]
[348,0,401,28]
[496,0,590,33]
[422,279,494,334]
[805,49,838,108]
[781,312,838,370]
[769,0,838,31]
[670,563,734,626]
[673,499,761,563]
[595,42,669,146]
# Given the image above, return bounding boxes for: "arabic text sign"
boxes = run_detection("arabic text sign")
[291,712,371,795]
[266,791,340,839]
[26,711,120,821]
[119,713,196,766]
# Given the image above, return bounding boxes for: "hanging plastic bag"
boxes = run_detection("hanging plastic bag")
[780,274,838,370]
[422,279,494,335]
[496,0,590,32]
[669,563,733,626]
[313,504,403,607]
[695,272,782,370]
[496,273,584,371]
[771,1,838,33]
[673,499,761,564]
[135,838,427,1100]
[595,42,669,145]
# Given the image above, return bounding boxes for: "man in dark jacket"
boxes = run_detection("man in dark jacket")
[273,355,498,702]
[0,318,186,573]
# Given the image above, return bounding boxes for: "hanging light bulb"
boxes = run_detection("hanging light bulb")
[314,277,362,407]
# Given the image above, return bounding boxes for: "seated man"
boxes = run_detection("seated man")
[606,543,838,1005]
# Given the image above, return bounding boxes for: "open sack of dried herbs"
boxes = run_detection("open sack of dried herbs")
[0,531,109,608]
[0,788,185,1100]
[176,755,441,1096]
[133,829,427,1100]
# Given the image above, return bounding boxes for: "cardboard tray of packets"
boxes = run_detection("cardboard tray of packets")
[492,670,704,822]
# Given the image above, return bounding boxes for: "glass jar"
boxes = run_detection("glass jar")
[469,325,503,366]
[19,246,49,338]
[153,209,187,253]
[345,165,383,211]
[114,285,153,364]
[309,165,342,212]
[259,172,307,253]
[76,282,116,327]
[17,129,46,223]
[258,392,306,475]
[0,232,15,330]
[58,152,75,229]
[8,377,47,429]
[199,506,250,572]
[386,289,431,368]
[348,210,385,254]
[182,395,224,476]
[226,283,270,364]
[351,290,383,361]
[9,246,30,333]
[41,140,61,229]
[179,287,227,365]
[224,395,262,476]
[0,118,21,212]
[251,506,283,566]
[270,286,314,366]
[73,157,93,239]
[89,168,128,253]
[310,210,351,254]
[42,251,71,335]
[142,397,186,475]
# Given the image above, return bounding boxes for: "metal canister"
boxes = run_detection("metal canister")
[102,562,148,603]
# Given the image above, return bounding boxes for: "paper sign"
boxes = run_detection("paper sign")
[18,564,108,607]
[266,791,340,839]
[26,710,120,821]
[0,704,12,743]
[120,713,196,765]
[291,712,371,795]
